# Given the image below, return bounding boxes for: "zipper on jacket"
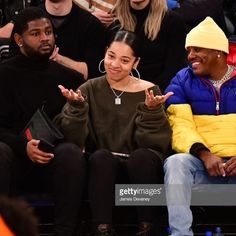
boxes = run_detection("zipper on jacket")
[200,67,236,115]
[216,101,220,111]
[214,66,236,113]
[215,92,220,115]
[201,78,220,115]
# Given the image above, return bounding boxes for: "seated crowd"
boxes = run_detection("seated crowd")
[0,0,236,236]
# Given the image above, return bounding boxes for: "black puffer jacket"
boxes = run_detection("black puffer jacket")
[224,0,236,35]
[176,0,228,34]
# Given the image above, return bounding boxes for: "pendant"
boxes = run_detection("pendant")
[115,97,121,105]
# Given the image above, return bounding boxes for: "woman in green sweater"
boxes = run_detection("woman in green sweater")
[56,30,172,236]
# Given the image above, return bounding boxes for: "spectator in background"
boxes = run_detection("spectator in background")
[0,7,86,236]
[108,0,187,92]
[38,0,106,79]
[55,30,172,236]
[0,0,43,61]
[175,0,228,34]
[0,196,39,236]
[73,0,116,27]
[224,0,236,36]
[164,17,236,236]
[0,0,43,33]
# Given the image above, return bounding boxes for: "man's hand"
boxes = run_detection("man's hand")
[199,150,225,176]
[26,139,54,164]
[50,49,88,80]
[224,156,236,176]
[49,45,59,61]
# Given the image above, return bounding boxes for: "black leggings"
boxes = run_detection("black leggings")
[0,141,87,236]
[88,148,164,225]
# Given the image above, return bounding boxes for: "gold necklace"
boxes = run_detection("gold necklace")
[110,78,131,105]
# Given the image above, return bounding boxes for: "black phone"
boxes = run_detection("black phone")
[38,139,55,153]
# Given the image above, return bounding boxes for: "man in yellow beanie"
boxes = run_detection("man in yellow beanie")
[164,17,236,235]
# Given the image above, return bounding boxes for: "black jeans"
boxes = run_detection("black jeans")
[0,141,87,236]
[88,148,164,225]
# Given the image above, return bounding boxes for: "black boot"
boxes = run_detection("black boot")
[136,222,153,236]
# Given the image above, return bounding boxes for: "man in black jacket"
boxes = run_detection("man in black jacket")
[0,7,86,236]
[42,0,106,79]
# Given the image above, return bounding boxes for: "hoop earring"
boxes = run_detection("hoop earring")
[130,68,140,80]
[98,59,106,73]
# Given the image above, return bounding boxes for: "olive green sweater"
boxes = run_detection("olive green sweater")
[55,76,172,160]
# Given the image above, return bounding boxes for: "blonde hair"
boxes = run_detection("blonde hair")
[113,0,167,41]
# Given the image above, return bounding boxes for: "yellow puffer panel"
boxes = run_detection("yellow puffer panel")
[167,104,236,157]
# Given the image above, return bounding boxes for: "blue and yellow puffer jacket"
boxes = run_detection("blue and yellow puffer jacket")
[165,66,236,157]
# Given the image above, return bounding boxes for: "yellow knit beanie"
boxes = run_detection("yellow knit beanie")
[185,17,229,54]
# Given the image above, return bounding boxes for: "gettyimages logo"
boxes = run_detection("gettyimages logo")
[115,184,165,206]
[116,184,236,206]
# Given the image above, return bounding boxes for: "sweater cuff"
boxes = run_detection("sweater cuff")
[139,102,162,112]
[190,143,210,157]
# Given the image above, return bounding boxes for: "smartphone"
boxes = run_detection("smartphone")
[38,139,55,153]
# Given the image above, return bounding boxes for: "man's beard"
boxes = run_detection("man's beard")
[23,44,54,61]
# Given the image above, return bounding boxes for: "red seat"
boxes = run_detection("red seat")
[227,37,236,66]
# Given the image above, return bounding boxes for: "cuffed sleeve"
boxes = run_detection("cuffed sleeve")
[135,102,172,158]
[190,142,210,157]
[54,101,89,148]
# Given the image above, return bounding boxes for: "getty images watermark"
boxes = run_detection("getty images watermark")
[115,184,165,206]
[116,184,236,206]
